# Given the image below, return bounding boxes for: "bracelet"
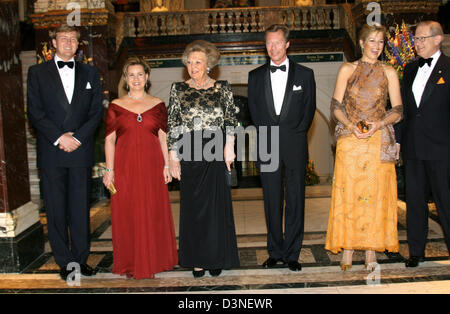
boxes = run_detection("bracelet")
[164,165,169,169]
[105,168,113,172]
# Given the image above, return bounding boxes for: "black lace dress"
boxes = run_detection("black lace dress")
[167,80,240,270]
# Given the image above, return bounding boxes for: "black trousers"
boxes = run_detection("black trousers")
[40,167,92,267]
[259,162,306,262]
[404,159,450,257]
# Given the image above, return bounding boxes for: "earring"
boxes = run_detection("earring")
[207,67,211,74]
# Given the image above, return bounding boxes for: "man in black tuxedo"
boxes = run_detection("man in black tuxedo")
[395,21,450,267]
[248,24,316,271]
[27,25,103,280]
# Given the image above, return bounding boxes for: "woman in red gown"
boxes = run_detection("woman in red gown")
[103,57,178,279]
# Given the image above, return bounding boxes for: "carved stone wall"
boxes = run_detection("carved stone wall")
[34,0,105,13]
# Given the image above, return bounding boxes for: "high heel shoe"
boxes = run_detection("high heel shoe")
[365,250,378,271]
[192,268,205,278]
[340,249,353,271]
[209,269,222,277]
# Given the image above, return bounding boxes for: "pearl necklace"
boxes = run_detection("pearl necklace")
[191,77,211,90]
[128,92,146,101]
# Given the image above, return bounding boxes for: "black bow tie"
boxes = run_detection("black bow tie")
[57,60,74,69]
[270,64,286,73]
[418,57,433,68]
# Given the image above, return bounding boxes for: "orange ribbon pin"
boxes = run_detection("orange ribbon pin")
[437,77,445,84]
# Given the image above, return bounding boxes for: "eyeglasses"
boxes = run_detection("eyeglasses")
[413,35,436,43]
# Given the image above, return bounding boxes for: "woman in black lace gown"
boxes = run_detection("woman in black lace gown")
[167,40,240,278]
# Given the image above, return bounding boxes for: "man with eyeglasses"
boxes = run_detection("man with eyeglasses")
[27,25,103,281]
[394,21,450,268]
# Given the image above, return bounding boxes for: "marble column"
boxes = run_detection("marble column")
[0,0,44,273]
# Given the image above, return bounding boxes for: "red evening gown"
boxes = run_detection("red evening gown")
[105,102,178,279]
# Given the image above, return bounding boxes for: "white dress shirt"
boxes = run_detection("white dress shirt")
[55,54,75,104]
[53,55,81,146]
[270,58,289,115]
[412,50,441,107]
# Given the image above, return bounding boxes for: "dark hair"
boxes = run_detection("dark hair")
[122,56,152,92]
[265,24,290,42]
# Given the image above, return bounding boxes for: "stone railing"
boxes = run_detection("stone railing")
[116,5,355,48]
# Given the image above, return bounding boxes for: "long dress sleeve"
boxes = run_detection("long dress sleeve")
[221,81,239,135]
[167,83,182,151]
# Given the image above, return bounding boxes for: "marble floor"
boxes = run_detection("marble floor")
[1,185,450,294]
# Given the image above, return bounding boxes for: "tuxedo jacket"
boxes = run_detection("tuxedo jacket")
[27,59,103,168]
[394,53,450,161]
[248,59,316,169]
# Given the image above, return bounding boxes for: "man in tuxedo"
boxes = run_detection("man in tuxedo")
[248,24,316,271]
[395,21,450,267]
[27,25,103,280]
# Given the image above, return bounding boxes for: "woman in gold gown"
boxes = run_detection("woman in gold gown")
[325,24,403,270]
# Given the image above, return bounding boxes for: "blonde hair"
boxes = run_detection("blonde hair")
[359,23,386,42]
[50,24,80,40]
[181,40,220,69]
[122,56,152,92]
[358,23,386,52]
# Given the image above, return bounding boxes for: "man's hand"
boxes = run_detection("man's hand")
[58,132,81,152]
[395,143,401,160]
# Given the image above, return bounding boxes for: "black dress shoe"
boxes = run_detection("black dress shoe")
[262,257,284,268]
[59,266,70,281]
[405,256,424,268]
[80,264,98,276]
[193,269,205,278]
[288,261,302,272]
[209,269,222,277]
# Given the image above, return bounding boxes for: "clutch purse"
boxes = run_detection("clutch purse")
[108,182,117,195]
[356,120,370,133]
[226,166,238,187]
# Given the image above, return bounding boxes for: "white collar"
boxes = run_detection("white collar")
[429,50,441,67]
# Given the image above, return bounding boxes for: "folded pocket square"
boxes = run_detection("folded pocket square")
[293,85,302,91]
[437,77,445,84]
[86,82,92,89]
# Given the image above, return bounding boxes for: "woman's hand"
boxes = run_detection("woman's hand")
[361,120,384,138]
[169,150,181,180]
[163,167,172,184]
[103,170,114,189]
[169,160,181,180]
[348,124,366,139]
[224,142,236,171]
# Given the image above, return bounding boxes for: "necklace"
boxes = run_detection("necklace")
[128,92,146,101]
[191,77,211,90]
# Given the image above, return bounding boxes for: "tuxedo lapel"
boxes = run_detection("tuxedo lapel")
[419,54,445,108]
[279,59,295,122]
[64,62,85,123]
[47,60,70,112]
[263,65,278,123]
